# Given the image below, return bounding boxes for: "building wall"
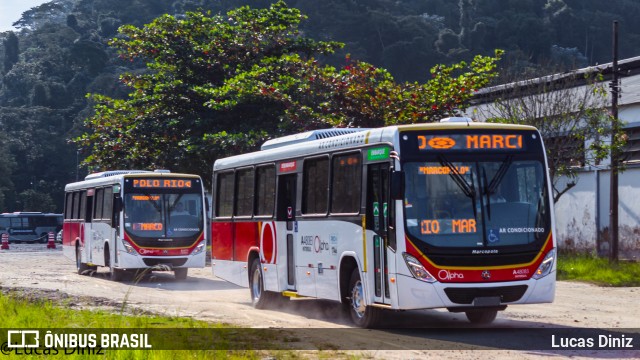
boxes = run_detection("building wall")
[556,166,640,260]
[465,69,640,259]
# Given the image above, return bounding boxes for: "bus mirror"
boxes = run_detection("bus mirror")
[113,196,123,213]
[390,170,404,200]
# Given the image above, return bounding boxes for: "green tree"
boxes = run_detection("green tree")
[17,189,57,213]
[3,32,19,74]
[76,2,502,182]
[76,1,343,178]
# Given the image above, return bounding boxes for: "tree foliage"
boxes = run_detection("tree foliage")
[75,2,502,183]
[473,71,624,202]
[3,0,640,211]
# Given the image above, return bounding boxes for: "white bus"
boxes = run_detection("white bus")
[0,212,62,243]
[63,170,207,281]
[211,118,556,327]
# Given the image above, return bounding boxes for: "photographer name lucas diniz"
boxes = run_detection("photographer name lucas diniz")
[2,329,151,355]
[551,334,634,349]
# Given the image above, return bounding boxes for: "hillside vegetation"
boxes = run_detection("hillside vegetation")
[1,0,639,211]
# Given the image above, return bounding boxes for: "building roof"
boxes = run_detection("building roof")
[471,56,640,105]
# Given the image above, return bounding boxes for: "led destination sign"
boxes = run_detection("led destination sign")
[132,223,163,231]
[416,134,524,152]
[132,179,193,189]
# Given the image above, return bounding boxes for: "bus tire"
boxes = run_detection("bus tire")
[110,266,124,281]
[249,258,277,309]
[348,268,382,328]
[465,309,498,324]
[76,246,91,275]
[174,268,188,280]
[105,245,124,282]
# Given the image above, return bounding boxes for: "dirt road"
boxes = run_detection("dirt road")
[0,245,638,359]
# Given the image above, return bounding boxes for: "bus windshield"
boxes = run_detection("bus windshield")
[403,157,550,248]
[124,193,203,239]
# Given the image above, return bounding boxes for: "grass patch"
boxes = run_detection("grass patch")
[0,291,283,359]
[557,252,640,286]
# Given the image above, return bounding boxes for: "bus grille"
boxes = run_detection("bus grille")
[142,258,187,267]
[444,285,528,304]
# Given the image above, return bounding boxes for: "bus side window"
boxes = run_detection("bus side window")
[103,187,113,225]
[72,192,81,220]
[215,171,235,218]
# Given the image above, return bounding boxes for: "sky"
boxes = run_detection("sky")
[0,0,51,32]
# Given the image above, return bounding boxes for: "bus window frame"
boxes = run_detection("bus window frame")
[329,150,363,216]
[215,170,235,219]
[254,163,276,219]
[301,155,330,217]
[234,166,255,219]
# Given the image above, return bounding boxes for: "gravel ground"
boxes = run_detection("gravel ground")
[0,245,638,359]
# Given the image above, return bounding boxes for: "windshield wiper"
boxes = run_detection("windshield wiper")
[486,155,513,196]
[438,155,477,218]
[482,167,491,219]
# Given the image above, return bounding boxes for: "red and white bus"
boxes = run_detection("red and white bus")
[211,118,556,327]
[63,170,207,281]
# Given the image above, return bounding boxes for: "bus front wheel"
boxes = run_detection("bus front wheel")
[348,268,382,328]
[174,268,188,280]
[465,309,498,324]
[105,245,124,282]
[249,259,278,309]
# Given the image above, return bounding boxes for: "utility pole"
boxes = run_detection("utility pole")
[609,20,619,262]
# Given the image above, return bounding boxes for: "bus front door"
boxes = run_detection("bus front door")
[277,174,297,291]
[367,163,394,305]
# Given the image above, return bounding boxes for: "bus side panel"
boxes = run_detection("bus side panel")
[62,221,81,261]
[211,221,233,260]
[234,222,259,262]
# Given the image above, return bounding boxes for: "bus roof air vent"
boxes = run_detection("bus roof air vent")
[439,117,474,123]
[84,170,152,181]
[261,128,370,150]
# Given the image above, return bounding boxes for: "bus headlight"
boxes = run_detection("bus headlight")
[402,253,436,283]
[122,240,136,255]
[192,241,205,255]
[533,248,556,279]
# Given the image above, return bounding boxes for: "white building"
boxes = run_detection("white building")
[466,57,640,259]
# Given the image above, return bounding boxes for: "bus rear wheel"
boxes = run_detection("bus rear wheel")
[348,268,382,328]
[76,246,90,275]
[249,258,278,309]
[465,309,498,324]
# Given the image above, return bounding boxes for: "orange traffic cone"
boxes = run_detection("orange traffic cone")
[46,232,56,249]
[1,233,9,250]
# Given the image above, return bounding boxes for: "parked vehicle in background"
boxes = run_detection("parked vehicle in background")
[0,212,63,243]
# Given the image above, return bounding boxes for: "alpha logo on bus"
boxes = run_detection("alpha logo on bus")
[132,179,192,188]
